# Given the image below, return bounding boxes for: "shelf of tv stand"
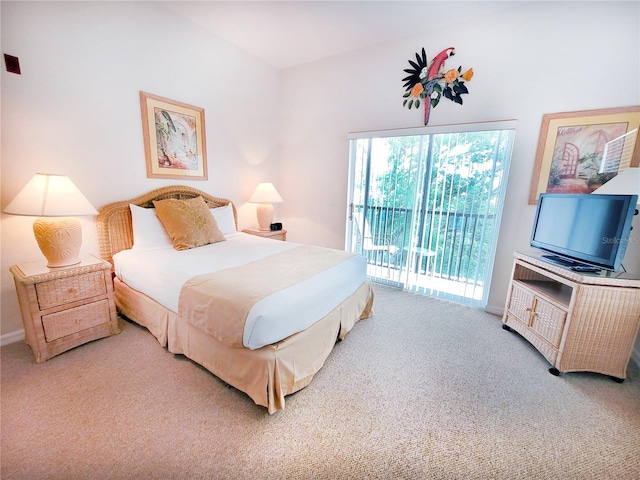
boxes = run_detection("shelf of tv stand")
[512,279,572,308]
[502,251,640,381]
[515,251,640,288]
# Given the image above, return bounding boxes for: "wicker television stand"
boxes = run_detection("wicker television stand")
[502,251,640,381]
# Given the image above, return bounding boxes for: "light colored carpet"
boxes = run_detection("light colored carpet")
[2,284,639,479]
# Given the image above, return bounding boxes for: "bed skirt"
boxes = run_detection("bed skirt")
[113,277,374,413]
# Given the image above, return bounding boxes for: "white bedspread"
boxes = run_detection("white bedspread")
[113,233,367,349]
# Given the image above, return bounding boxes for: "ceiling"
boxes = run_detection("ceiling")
[163,1,522,70]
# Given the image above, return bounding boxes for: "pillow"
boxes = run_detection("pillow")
[153,196,226,250]
[129,204,173,250]
[210,203,236,235]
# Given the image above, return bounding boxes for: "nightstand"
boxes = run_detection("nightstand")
[242,228,287,241]
[10,254,120,363]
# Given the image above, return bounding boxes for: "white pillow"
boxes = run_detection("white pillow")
[210,203,236,235]
[129,204,173,250]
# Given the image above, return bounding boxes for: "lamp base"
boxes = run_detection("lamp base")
[33,217,83,268]
[256,203,275,231]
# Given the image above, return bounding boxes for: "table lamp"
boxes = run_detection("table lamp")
[248,182,283,230]
[3,173,99,267]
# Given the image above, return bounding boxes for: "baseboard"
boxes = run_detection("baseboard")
[484,304,504,316]
[1,329,25,347]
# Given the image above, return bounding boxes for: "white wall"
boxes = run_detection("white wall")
[277,1,640,315]
[1,1,282,336]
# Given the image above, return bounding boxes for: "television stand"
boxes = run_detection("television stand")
[502,252,640,381]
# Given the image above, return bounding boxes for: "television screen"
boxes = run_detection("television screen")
[531,193,638,271]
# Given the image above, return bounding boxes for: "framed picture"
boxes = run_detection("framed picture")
[140,91,208,180]
[528,106,640,204]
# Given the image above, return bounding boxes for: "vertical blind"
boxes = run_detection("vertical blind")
[346,121,516,307]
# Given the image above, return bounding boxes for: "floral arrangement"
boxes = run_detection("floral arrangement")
[402,47,474,125]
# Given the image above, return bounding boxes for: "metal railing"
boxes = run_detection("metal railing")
[352,204,495,282]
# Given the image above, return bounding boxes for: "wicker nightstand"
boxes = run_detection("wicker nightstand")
[10,254,120,363]
[242,228,287,241]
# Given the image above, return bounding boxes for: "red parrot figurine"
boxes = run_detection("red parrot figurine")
[422,47,455,125]
[402,46,472,126]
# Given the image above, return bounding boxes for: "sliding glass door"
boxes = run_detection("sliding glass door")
[346,122,516,307]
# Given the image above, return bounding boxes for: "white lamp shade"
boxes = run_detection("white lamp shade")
[248,183,284,204]
[592,167,640,204]
[3,173,98,216]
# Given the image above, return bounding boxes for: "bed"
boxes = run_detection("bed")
[96,185,374,413]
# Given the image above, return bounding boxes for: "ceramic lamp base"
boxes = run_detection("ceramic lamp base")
[255,203,275,231]
[33,217,83,268]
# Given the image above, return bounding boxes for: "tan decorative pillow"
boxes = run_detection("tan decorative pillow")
[153,196,226,250]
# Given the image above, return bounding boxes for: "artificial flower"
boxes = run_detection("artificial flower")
[444,69,459,83]
[462,68,474,81]
[410,83,424,98]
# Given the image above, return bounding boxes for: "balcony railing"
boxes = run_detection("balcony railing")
[352,204,495,284]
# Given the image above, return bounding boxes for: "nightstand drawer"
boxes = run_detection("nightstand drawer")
[41,299,111,342]
[36,271,106,310]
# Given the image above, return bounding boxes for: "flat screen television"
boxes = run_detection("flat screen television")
[530,193,638,272]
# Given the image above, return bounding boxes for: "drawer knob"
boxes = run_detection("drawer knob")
[75,318,82,325]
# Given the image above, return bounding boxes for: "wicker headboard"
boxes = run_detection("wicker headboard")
[96,185,238,267]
